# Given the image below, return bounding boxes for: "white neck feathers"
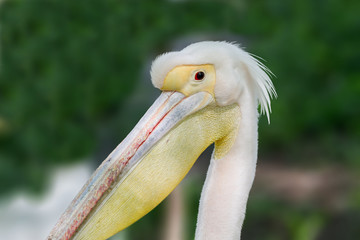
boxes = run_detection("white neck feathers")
[195,89,258,240]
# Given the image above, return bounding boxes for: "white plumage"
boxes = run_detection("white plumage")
[151,41,276,122]
[152,41,276,239]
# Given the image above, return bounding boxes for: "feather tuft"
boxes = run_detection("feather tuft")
[150,41,276,123]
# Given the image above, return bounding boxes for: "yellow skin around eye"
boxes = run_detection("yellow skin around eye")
[160,64,239,160]
[161,64,216,97]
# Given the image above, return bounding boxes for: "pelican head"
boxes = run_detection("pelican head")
[48,41,276,240]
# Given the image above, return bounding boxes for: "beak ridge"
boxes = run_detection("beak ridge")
[48,91,213,240]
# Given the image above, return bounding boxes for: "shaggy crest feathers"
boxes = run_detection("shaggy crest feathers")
[150,41,276,122]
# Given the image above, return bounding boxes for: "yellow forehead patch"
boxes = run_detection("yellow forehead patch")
[161,64,216,97]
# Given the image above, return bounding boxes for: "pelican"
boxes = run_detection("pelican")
[47,41,276,240]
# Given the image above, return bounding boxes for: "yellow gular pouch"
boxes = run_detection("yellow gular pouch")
[73,103,240,240]
[161,64,216,97]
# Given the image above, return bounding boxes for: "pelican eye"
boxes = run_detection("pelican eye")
[194,71,205,81]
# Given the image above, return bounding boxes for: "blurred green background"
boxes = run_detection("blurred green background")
[0,0,359,239]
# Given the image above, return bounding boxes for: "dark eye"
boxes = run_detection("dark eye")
[194,71,205,81]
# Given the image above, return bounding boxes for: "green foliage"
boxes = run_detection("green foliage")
[253,0,360,158]
[0,0,359,199]
[0,0,249,194]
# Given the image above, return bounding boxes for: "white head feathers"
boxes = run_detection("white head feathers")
[150,41,276,122]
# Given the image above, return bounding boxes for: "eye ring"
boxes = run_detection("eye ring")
[194,71,205,81]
